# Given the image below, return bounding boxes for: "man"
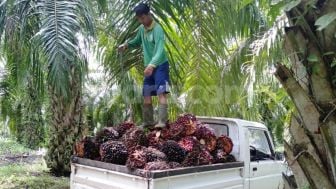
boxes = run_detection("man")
[118,3,169,129]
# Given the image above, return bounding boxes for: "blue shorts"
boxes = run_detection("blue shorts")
[143,61,170,97]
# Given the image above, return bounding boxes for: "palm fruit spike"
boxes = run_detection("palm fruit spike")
[216,135,234,154]
[99,141,128,165]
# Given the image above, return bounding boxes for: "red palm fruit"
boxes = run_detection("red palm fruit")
[195,124,217,152]
[216,135,233,154]
[178,136,200,152]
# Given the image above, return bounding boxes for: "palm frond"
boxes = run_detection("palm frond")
[0,0,7,39]
[34,0,94,98]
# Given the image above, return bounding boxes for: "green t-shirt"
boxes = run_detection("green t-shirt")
[127,21,168,67]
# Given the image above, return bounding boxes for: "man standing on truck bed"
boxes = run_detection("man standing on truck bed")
[118,3,169,129]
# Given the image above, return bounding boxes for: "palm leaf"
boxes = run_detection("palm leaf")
[34,0,94,98]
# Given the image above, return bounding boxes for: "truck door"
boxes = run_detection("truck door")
[247,128,283,189]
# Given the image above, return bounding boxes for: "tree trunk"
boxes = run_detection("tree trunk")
[276,1,336,188]
[45,67,85,176]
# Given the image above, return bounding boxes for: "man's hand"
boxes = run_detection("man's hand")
[144,66,155,77]
[118,43,128,52]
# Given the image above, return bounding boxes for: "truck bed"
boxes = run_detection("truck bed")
[70,156,245,189]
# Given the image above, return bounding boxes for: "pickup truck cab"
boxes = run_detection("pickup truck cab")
[70,116,284,189]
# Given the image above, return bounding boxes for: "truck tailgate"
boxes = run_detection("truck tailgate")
[70,157,244,189]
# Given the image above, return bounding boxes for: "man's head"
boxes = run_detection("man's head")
[133,3,152,27]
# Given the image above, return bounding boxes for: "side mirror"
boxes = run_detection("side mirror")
[275,151,284,161]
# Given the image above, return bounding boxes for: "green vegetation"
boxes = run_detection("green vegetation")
[0,137,69,189]
[0,137,32,155]
[0,162,69,189]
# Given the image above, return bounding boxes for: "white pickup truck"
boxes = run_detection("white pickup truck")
[70,116,285,189]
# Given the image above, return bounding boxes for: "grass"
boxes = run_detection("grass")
[0,137,70,189]
[0,160,69,189]
[0,137,32,155]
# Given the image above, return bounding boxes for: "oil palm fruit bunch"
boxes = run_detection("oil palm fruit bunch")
[194,124,217,152]
[182,147,213,166]
[95,127,119,145]
[126,146,148,169]
[146,147,167,162]
[213,149,236,163]
[116,121,136,136]
[144,161,170,171]
[100,141,128,165]
[198,148,214,165]
[160,140,187,163]
[147,130,164,148]
[168,162,182,169]
[160,127,172,140]
[178,136,200,152]
[74,136,100,160]
[165,122,185,141]
[176,114,197,136]
[121,128,148,152]
[216,135,233,154]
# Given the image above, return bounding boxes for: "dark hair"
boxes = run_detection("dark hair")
[133,3,150,16]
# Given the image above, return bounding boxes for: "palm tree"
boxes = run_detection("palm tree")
[0,0,95,175]
[274,1,336,188]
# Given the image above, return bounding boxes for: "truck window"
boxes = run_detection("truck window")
[205,123,228,137]
[248,128,273,161]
